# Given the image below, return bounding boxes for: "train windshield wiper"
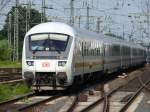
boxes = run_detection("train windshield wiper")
[56,49,61,54]
[32,46,40,54]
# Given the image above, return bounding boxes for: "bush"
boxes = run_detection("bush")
[0,83,31,102]
[0,39,12,60]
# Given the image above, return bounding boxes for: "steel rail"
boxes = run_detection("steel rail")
[18,94,63,111]
[0,92,35,106]
[138,76,150,92]
[103,93,109,112]
[0,72,22,83]
[80,86,121,112]
[0,72,21,75]
[119,78,150,112]
[66,95,79,112]
[0,79,24,84]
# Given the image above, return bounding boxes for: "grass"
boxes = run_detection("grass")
[0,83,32,102]
[0,61,21,68]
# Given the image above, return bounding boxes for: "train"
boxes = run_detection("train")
[22,22,146,90]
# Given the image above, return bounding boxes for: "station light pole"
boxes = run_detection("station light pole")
[70,0,74,26]
[13,0,19,61]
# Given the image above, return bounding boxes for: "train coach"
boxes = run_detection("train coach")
[22,22,146,90]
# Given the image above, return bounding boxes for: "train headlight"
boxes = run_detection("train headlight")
[58,61,67,66]
[26,61,34,66]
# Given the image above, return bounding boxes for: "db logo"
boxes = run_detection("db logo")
[42,62,50,67]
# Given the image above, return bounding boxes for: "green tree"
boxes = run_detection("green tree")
[0,39,12,60]
[0,6,44,59]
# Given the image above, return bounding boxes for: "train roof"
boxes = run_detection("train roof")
[75,27,129,46]
[74,25,144,49]
[25,22,144,49]
[25,22,75,37]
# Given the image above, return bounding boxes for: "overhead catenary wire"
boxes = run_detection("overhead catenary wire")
[0,0,149,50]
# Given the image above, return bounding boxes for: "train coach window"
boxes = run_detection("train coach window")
[122,46,130,56]
[96,42,99,56]
[96,42,101,56]
[82,41,87,56]
[132,48,137,56]
[86,42,90,56]
[109,45,112,56]
[78,41,82,56]
[139,49,143,56]
[112,45,120,56]
[81,41,85,56]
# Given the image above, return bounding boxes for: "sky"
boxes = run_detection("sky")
[0,0,150,44]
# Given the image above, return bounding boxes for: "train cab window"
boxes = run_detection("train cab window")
[29,33,69,52]
[30,34,48,51]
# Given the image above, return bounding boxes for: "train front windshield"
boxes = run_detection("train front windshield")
[30,34,69,52]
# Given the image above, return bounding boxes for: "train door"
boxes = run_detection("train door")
[102,43,105,71]
[130,47,133,66]
[82,41,89,75]
[81,41,85,75]
[120,45,123,68]
[103,43,110,73]
[74,39,83,75]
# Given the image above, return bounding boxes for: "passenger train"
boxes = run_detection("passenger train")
[22,22,146,90]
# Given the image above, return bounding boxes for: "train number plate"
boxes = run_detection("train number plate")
[42,62,50,67]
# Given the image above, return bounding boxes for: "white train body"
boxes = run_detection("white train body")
[22,22,146,90]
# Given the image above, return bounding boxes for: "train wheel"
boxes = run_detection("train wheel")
[25,79,33,88]
[34,85,41,94]
[34,89,40,94]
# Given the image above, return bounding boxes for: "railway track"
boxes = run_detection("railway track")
[0,92,35,106]
[0,79,24,84]
[69,86,121,112]
[18,93,63,111]
[0,66,149,112]
[0,91,64,112]
[0,71,22,83]
[89,68,150,112]
[61,66,150,112]
[66,95,79,112]
[0,92,36,112]
[119,78,150,112]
